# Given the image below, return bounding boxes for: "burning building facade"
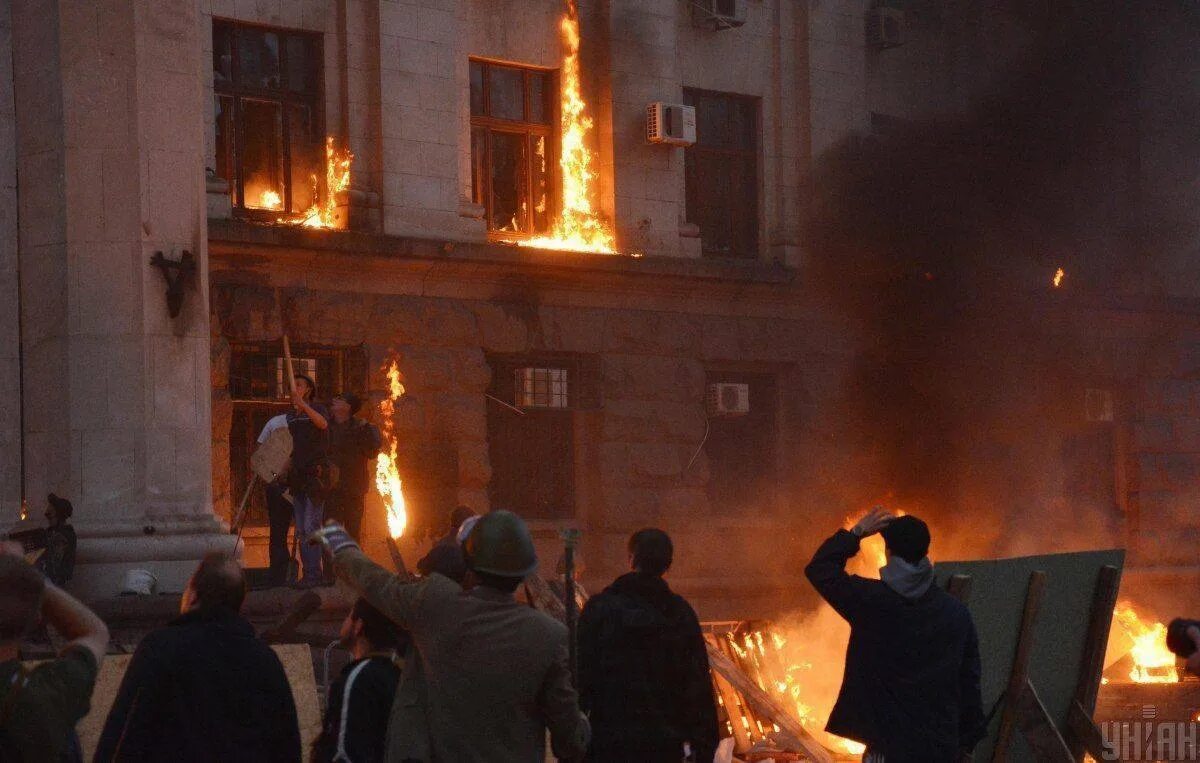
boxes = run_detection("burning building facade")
[1,0,1199,640]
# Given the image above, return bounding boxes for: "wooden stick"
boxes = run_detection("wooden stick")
[282,334,297,398]
[992,570,1047,763]
[705,642,834,763]
[1015,679,1073,763]
[1067,564,1120,761]
[707,642,754,754]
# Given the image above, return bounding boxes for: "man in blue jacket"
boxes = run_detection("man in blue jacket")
[805,509,985,763]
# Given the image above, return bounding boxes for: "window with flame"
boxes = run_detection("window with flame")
[213,21,323,216]
[684,89,760,259]
[469,60,555,237]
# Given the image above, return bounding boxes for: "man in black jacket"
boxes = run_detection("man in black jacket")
[328,391,383,542]
[95,553,301,762]
[804,509,985,763]
[578,528,718,763]
[312,597,402,763]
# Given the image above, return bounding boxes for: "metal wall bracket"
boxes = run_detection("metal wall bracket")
[150,250,195,318]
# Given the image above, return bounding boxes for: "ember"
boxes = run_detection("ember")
[519,0,616,254]
[374,356,407,538]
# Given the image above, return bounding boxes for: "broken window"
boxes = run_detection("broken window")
[213,21,322,217]
[704,372,778,513]
[486,355,580,519]
[684,89,760,259]
[470,60,555,236]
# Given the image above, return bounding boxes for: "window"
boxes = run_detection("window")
[470,60,555,237]
[226,342,365,526]
[213,21,323,216]
[486,355,581,519]
[704,372,777,513]
[684,89,760,259]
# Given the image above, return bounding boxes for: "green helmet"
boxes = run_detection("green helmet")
[463,510,538,578]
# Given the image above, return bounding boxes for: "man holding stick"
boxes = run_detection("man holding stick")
[287,373,332,588]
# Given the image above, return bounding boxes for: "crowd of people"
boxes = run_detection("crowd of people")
[0,496,1008,763]
[0,374,1160,762]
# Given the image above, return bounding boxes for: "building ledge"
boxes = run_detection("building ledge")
[207,218,796,287]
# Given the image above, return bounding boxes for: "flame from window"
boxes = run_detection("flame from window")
[299,137,353,229]
[256,189,284,210]
[374,356,407,539]
[520,1,616,254]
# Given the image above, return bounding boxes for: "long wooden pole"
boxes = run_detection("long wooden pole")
[282,334,297,398]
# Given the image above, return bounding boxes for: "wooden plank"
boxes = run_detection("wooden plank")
[992,570,1047,763]
[1067,564,1120,761]
[1067,700,1113,762]
[705,641,835,763]
[706,636,754,754]
[1015,679,1074,763]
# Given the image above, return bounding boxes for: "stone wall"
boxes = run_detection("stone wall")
[208,233,860,618]
[0,0,19,521]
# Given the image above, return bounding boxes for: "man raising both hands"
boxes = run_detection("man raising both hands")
[804,509,985,763]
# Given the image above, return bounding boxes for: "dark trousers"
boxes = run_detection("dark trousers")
[266,481,293,584]
[331,491,367,542]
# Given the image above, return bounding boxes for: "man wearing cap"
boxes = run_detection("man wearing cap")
[7,493,77,587]
[328,391,383,542]
[312,510,590,763]
[804,509,984,763]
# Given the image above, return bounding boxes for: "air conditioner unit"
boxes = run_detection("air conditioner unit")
[647,102,697,146]
[514,367,570,409]
[692,0,747,31]
[865,7,905,49]
[706,383,750,417]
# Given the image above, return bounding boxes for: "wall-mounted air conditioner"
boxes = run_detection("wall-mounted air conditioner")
[647,102,697,146]
[866,7,905,49]
[706,383,750,417]
[692,0,747,31]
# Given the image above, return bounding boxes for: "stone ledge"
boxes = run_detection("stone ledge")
[208,218,796,287]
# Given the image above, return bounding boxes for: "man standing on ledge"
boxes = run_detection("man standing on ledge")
[804,509,985,763]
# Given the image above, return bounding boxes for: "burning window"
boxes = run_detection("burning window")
[486,355,591,519]
[704,372,778,513]
[470,59,555,237]
[684,89,760,259]
[213,21,322,216]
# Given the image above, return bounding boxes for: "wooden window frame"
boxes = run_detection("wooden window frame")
[469,59,558,239]
[683,87,761,260]
[213,19,324,220]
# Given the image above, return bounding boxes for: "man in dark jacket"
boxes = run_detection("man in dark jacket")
[7,493,78,586]
[328,391,383,542]
[95,553,301,762]
[804,509,985,763]
[578,528,718,763]
[312,597,402,763]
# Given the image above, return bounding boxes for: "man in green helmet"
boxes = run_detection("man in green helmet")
[311,510,590,763]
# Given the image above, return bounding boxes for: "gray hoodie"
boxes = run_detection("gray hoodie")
[879,555,935,599]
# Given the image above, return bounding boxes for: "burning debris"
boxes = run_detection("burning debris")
[1108,602,1181,684]
[374,356,407,540]
[519,0,616,255]
[249,136,354,229]
[1052,267,1066,288]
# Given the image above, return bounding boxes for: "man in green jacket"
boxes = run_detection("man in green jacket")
[312,510,590,763]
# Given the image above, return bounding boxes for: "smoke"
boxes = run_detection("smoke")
[796,0,1164,559]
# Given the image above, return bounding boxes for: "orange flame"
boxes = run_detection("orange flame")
[520,1,616,254]
[1052,267,1065,288]
[254,189,284,210]
[298,137,353,229]
[374,357,407,539]
[1113,602,1179,683]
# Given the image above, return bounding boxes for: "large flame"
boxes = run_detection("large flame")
[1112,602,1179,683]
[374,357,407,539]
[300,137,353,229]
[520,1,616,254]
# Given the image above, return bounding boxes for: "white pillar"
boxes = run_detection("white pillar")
[12,0,227,597]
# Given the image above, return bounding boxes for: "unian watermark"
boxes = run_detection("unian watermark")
[1099,705,1200,761]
